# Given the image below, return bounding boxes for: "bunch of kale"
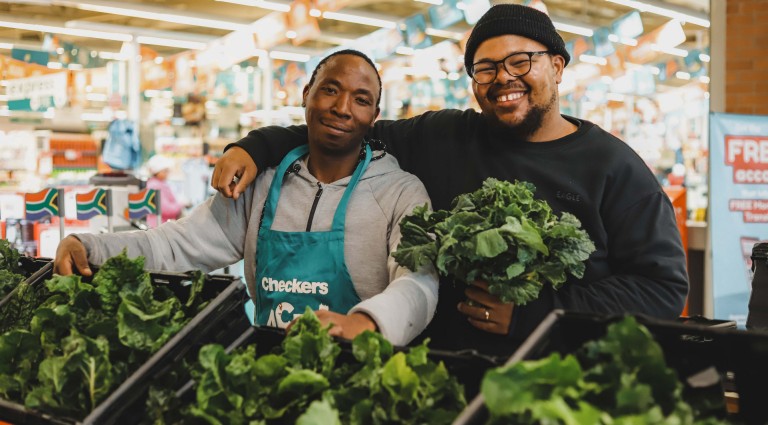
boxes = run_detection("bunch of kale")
[393,178,595,305]
[0,239,24,300]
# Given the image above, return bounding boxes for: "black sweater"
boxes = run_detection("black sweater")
[231,109,689,358]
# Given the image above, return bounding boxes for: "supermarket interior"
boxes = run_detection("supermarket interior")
[2,0,720,295]
[2,0,768,423]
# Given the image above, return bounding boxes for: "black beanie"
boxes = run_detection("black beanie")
[464,4,570,76]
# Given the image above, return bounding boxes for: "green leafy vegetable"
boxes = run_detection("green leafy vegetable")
[482,317,732,424]
[0,250,213,420]
[393,178,596,305]
[0,239,24,300]
[165,308,466,425]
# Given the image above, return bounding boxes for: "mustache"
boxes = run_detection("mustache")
[486,82,530,99]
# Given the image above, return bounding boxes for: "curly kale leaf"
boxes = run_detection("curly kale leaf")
[393,178,596,305]
[0,239,24,299]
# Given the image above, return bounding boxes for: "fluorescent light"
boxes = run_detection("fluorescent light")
[216,0,291,12]
[309,8,322,17]
[322,11,398,29]
[606,0,710,28]
[425,27,465,41]
[699,53,710,62]
[72,1,251,31]
[396,46,414,55]
[47,62,63,69]
[699,76,710,83]
[135,36,208,50]
[68,63,83,70]
[286,30,297,39]
[269,50,310,62]
[415,0,442,4]
[552,20,594,36]
[675,71,691,80]
[0,18,133,41]
[652,44,688,57]
[579,54,607,65]
[98,51,124,60]
[608,34,638,46]
[0,42,13,49]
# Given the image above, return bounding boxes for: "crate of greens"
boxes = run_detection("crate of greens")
[139,308,500,425]
[454,310,768,425]
[393,178,595,307]
[0,250,246,424]
[0,239,52,303]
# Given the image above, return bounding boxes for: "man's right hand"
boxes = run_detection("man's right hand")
[54,235,92,276]
[210,146,259,200]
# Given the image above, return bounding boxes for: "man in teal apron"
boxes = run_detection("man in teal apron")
[57,50,438,346]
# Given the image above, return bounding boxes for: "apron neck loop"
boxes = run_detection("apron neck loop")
[261,145,309,229]
[331,144,372,231]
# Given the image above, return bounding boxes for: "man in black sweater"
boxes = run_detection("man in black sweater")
[210,4,688,357]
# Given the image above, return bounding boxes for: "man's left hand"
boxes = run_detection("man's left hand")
[311,310,378,340]
[458,281,514,335]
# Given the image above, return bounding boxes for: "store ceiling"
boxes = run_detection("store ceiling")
[0,0,710,60]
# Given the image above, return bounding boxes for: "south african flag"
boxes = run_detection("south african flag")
[76,188,108,220]
[25,188,60,221]
[128,189,157,219]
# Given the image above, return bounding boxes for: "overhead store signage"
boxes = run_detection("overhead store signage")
[351,28,404,61]
[287,0,321,46]
[255,13,288,50]
[11,48,49,66]
[197,29,260,71]
[709,113,768,327]
[404,14,432,49]
[461,0,491,25]
[6,72,68,112]
[611,10,644,39]
[428,0,464,30]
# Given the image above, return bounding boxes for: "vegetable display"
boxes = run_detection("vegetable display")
[393,178,595,305]
[0,251,209,420]
[149,308,467,425]
[0,239,24,300]
[482,316,731,424]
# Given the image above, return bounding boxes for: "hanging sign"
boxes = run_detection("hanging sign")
[428,0,464,30]
[710,112,768,326]
[6,72,68,112]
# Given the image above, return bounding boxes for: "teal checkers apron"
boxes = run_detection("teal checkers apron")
[245,144,372,327]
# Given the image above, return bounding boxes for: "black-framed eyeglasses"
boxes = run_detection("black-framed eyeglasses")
[470,51,551,85]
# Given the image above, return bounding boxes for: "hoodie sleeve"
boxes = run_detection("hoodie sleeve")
[349,174,438,346]
[77,185,255,272]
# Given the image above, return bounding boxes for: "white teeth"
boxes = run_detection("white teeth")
[496,92,524,102]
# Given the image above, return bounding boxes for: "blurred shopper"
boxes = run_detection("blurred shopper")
[144,154,184,227]
[209,5,688,356]
[55,50,437,346]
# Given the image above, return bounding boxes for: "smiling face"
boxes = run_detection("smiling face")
[303,54,380,158]
[471,34,565,139]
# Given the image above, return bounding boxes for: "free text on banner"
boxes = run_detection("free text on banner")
[709,112,768,326]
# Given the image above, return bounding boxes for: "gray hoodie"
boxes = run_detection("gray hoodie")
[78,151,437,345]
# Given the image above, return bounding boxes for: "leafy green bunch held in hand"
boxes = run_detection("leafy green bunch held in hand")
[176,308,465,425]
[393,178,596,305]
[0,239,24,300]
[482,317,730,425]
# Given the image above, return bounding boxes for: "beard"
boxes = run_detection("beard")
[485,88,558,140]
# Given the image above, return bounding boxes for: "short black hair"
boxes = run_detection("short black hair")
[307,49,382,108]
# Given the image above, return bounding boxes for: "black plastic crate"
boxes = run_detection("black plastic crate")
[454,310,768,425]
[126,317,501,425]
[0,268,247,425]
[0,256,52,306]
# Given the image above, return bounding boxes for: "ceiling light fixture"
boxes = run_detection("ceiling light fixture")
[606,0,710,28]
[322,11,398,29]
[552,20,594,37]
[0,42,13,50]
[135,36,208,50]
[425,27,465,41]
[0,18,133,42]
[216,0,291,13]
[651,44,688,57]
[269,50,310,62]
[65,0,252,31]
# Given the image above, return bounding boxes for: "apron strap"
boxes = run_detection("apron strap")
[331,144,372,232]
[261,145,309,229]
